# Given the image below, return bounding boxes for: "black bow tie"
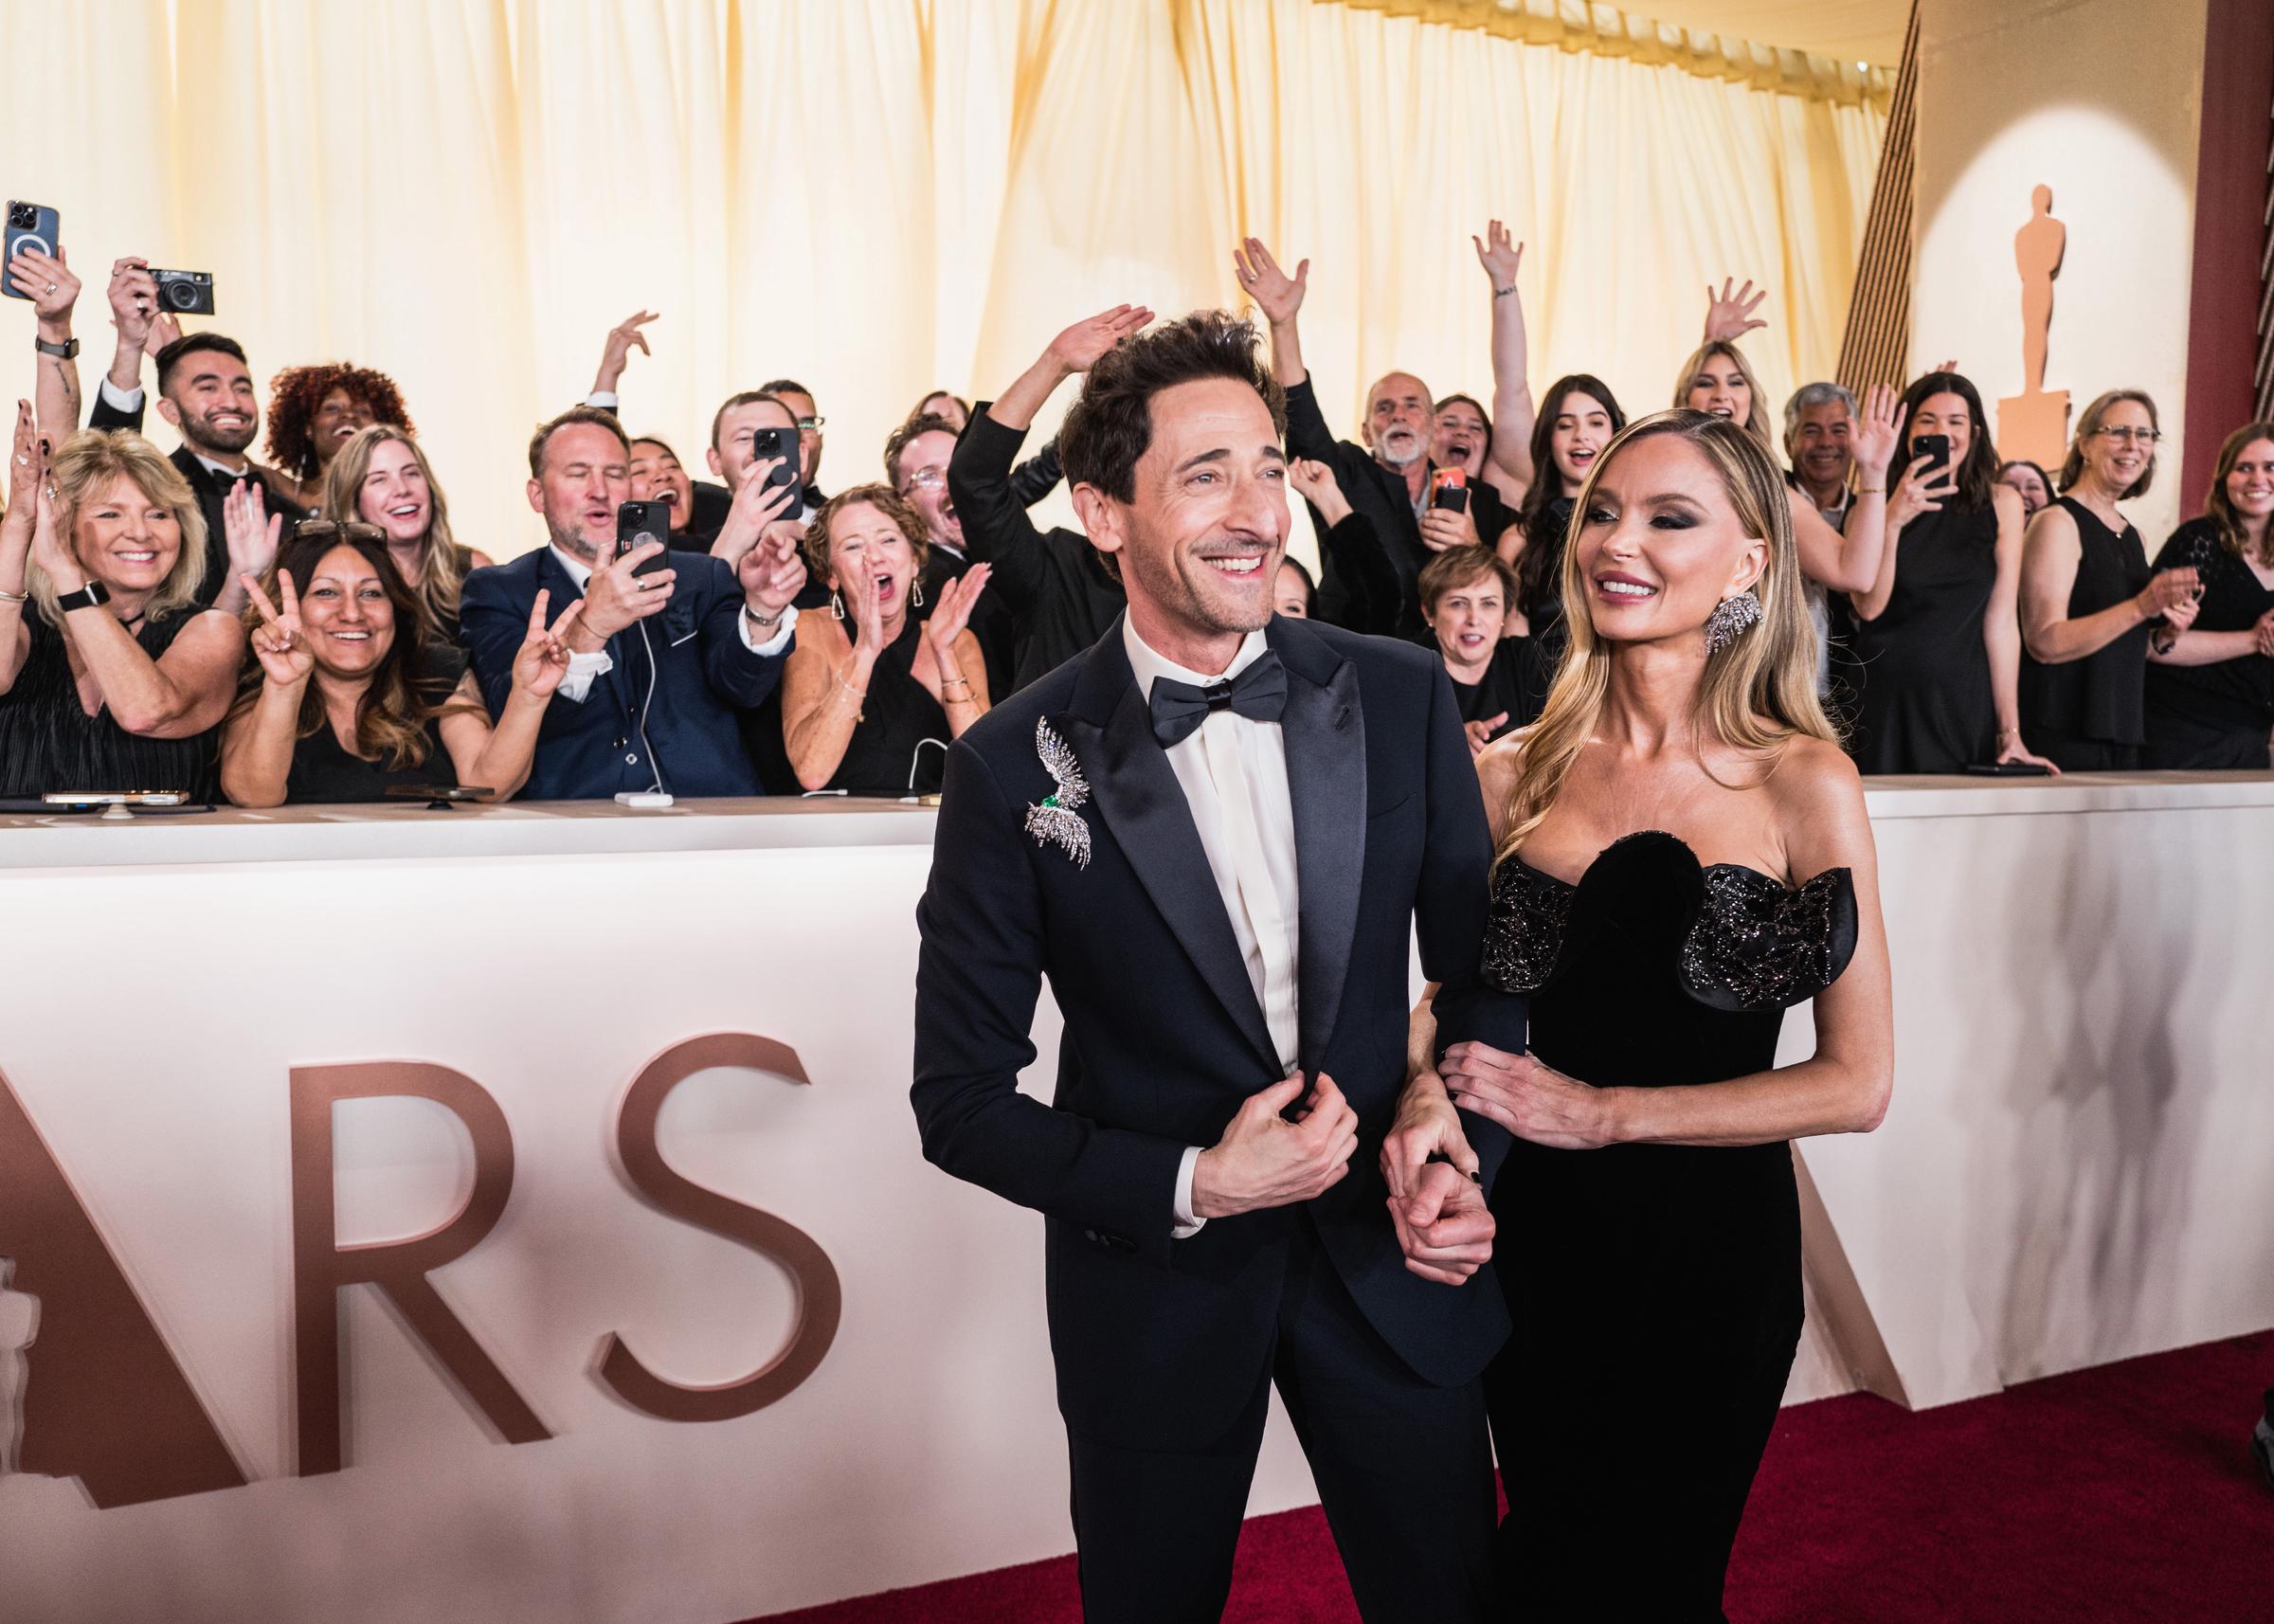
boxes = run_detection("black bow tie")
[1147,650,1288,747]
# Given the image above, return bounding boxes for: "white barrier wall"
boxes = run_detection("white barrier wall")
[1,778,2269,1621]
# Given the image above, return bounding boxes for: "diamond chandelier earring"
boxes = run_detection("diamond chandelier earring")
[1703,587,1762,655]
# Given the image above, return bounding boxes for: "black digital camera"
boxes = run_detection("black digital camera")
[150,268,216,315]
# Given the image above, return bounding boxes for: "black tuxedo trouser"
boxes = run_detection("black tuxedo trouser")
[1066,1219,1494,1623]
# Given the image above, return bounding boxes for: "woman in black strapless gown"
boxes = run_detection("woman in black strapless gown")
[1392,408,1893,1622]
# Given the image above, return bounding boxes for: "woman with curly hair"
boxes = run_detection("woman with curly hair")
[263,361,414,509]
[319,424,492,644]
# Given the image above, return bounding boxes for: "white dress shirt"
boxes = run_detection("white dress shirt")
[545,544,795,704]
[1122,619,1302,1236]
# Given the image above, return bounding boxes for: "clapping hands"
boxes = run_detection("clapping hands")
[921,563,991,659]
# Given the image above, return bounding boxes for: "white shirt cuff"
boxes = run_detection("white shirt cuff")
[1171,1146,1206,1239]
[586,389,619,410]
[99,377,144,413]
[738,601,798,656]
[558,647,614,702]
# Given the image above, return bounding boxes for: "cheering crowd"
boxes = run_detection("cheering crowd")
[2,226,2270,808]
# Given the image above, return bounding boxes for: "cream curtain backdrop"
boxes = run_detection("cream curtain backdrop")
[1,0,1882,567]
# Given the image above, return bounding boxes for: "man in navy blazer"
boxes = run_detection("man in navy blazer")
[912,313,1520,1622]
[460,407,806,801]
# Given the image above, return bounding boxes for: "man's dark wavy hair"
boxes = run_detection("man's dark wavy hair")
[1058,310,1287,504]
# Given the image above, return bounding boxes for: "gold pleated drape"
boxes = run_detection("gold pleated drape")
[1,0,1884,562]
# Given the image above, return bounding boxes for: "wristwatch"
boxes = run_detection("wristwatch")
[56,580,112,613]
[34,336,80,359]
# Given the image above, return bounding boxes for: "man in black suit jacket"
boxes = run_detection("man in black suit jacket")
[1230,241,1516,638]
[459,407,804,801]
[86,328,307,612]
[913,312,1517,1622]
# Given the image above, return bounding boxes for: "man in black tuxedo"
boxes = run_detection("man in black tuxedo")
[85,317,307,613]
[912,311,1517,1621]
[1230,239,1517,638]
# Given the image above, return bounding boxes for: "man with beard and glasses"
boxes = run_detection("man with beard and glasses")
[913,309,1520,1623]
[87,329,308,613]
[1232,238,1517,638]
[886,410,1014,696]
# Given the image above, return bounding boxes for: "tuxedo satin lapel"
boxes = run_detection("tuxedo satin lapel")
[1276,635,1365,1077]
[1060,685,1282,1075]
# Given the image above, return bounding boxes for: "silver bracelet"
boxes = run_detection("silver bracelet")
[0,585,27,605]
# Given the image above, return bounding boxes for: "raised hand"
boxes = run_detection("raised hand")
[1853,384,1901,482]
[710,457,800,566]
[243,569,315,687]
[1886,453,1953,532]
[594,310,659,393]
[1703,277,1768,344]
[2,402,35,559]
[1471,218,1524,289]
[8,246,80,328]
[1045,305,1155,374]
[2135,568,2200,621]
[223,479,284,581]
[922,563,991,657]
[1441,1041,1616,1150]
[106,258,159,351]
[25,439,80,592]
[1288,458,1352,526]
[509,587,585,700]
[736,524,806,619]
[844,556,891,657]
[1191,1071,1359,1219]
[1233,237,1308,327]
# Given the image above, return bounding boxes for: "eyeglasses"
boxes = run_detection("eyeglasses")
[2093,425,2161,445]
[900,469,947,491]
[292,517,387,543]
[795,417,825,432]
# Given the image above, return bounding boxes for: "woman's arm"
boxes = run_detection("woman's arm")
[69,605,243,738]
[914,569,993,738]
[218,677,306,805]
[0,402,35,694]
[1474,221,1536,501]
[1984,487,2053,767]
[1791,386,1898,593]
[2019,499,2180,664]
[442,589,581,801]
[1443,741,1893,1147]
[781,619,871,791]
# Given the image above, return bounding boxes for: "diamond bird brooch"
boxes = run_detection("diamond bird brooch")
[1024,719,1092,869]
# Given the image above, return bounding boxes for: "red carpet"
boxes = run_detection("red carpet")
[749,1330,2273,1623]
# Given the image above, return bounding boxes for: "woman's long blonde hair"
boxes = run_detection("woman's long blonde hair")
[320,424,469,638]
[1497,409,1836,860]
[1671,340,1777,459]
[27,431,208,627]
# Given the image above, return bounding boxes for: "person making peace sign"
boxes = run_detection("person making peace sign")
[218,520,580,805]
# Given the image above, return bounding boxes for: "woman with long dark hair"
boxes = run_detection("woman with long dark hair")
[2019,389,2197,770]
[1500,375,1624,716]
[2140,422,2274,767]
[1839,370,2055,771]
[1395,409,1892,1617]
[218,525,575,804]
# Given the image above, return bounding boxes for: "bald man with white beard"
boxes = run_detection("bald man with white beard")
[1234,240,1516,638]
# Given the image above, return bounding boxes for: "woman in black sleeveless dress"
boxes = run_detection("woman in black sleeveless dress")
[1839,371,2055,771]
[1507,376,1625,718]
[1394,410,1893,1621]
[0,420,243,802]
[2140,423,2274,768]
[2019,391,2197,770]
[218,527,577,806]
[781,485,991,797]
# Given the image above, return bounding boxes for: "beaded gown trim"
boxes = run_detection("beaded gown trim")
[1483,841,1856,1013]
